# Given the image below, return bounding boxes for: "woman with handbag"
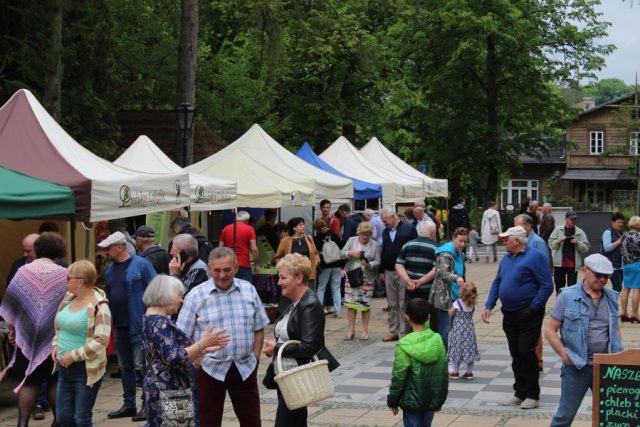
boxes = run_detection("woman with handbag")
[340,222,381,341]
[263,253,339,427]
[142,275,229,427]
[481,201,502,263]
[275,217,320,290]
[52,260,111,427]
[313,218,343,318]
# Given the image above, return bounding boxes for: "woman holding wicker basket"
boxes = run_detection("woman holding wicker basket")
[263,253,339,426]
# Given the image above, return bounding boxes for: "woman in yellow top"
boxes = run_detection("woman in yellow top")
[275,217,319,289]
[52,260,112,427]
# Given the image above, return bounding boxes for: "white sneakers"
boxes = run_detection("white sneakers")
[519,398,539,409]
[500,396,523,406]
[500,396,539,409]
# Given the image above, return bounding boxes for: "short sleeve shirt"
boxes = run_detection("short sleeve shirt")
[220,222,256,268]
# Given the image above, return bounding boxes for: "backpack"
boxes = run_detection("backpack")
[322,236,342,264]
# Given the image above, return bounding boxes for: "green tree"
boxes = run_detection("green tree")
[384,0,614,202]
[585,78,632,105]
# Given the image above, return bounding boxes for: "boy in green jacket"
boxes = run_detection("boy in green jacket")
[387,298,448,426]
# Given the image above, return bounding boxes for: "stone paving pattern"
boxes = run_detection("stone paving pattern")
[0,251,638,426]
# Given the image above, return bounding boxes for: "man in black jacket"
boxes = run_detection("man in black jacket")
[379,207,418,342]
[134,225,170,274]
[169,234,210,297]
[448,198,470,233]
[337,204,363,247]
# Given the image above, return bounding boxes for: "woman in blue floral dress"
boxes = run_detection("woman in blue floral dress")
[142,275,229,426]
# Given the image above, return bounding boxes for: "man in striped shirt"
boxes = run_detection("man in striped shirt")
[395,221,439,332]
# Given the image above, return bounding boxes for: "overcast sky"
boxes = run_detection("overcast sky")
[593,1,640,84]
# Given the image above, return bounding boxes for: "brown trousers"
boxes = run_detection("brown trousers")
[197,363,261,427]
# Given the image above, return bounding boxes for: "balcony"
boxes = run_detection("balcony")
[567,154,632,169]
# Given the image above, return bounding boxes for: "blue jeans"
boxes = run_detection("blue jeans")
[317,267,342,314]
[114,327,146,409]
[56,362,102,427]
[403,409,435,427]
[437,309,451,352]
[550,364,593,427]
[236,266,253,283]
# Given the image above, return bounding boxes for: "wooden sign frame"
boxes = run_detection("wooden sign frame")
[592,349,640,427]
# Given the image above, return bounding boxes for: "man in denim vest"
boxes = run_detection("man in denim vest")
[544,254,624,427]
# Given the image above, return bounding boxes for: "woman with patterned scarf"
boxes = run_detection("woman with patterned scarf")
[0,232,68,427]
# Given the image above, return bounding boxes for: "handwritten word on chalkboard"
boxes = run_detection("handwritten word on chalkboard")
[593,350,640,427]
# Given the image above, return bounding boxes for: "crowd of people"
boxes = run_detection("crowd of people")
[0,199,636,427]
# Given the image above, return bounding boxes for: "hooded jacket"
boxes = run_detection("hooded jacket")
[429,242,465,310]
[387,328,448,412]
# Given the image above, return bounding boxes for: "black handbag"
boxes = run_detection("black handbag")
[346,267,364,287]
[262,362,278,389]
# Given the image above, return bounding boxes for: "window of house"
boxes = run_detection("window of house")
[501,179,538,208]
[631,131,640,156]
[585,181,606,206]
[589,131,604,155]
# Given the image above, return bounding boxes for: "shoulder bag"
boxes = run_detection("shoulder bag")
[321,236,342,264]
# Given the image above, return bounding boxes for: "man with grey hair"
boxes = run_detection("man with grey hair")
[134,225,170,274]
[170,215,214,263]
[169,233,210,296]
[395,221,438,330]
[219,210,259,283]
[177,246,269,426]
[380,207,418,341]
[482,226,553,410]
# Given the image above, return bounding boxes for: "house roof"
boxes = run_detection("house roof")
[578,91,640,117]
[518,148,566,165]
[560,169,634,181]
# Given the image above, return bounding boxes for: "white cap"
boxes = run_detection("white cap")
[97,231,127,248]
[498,225,526,239]
[584,254,614,275]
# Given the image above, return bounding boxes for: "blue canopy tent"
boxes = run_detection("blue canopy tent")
[296,143,382,200]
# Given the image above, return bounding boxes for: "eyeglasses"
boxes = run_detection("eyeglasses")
[594,272,610,280]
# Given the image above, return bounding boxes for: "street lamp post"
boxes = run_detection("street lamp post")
[176,100,196,167]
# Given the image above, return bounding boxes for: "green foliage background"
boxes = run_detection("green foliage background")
[0,0,624,204]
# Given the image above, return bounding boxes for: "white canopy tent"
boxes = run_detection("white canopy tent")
[207,124,353,202]
[0,89,189,222]
[320,136,425,205]
[361,137,448,198]
[114,135,237,211]
[187,149,314,208]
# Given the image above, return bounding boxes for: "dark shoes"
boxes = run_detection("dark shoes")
[132,409,147,422]
[32,404,45,420]
[107,405,137,419]
[382,335,399,342]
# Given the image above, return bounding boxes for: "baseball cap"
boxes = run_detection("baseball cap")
[97,231,127,248]
[565,210,578,219]
[584,254,614,275]
[134,225,155,238]
[498,226,527,239]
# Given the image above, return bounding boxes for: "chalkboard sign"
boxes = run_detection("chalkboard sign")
[593,349,640,427]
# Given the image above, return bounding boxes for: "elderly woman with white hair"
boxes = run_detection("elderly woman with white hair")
[142,275,229,426]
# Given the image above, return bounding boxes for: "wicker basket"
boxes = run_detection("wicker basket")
[274,340,334,410]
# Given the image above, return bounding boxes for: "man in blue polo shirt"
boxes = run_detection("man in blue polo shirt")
[482,225,553,410]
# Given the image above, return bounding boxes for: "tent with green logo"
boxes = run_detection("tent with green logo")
[0,166,75,219]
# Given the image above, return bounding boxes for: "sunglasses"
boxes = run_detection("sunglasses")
[594,272,610,280]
